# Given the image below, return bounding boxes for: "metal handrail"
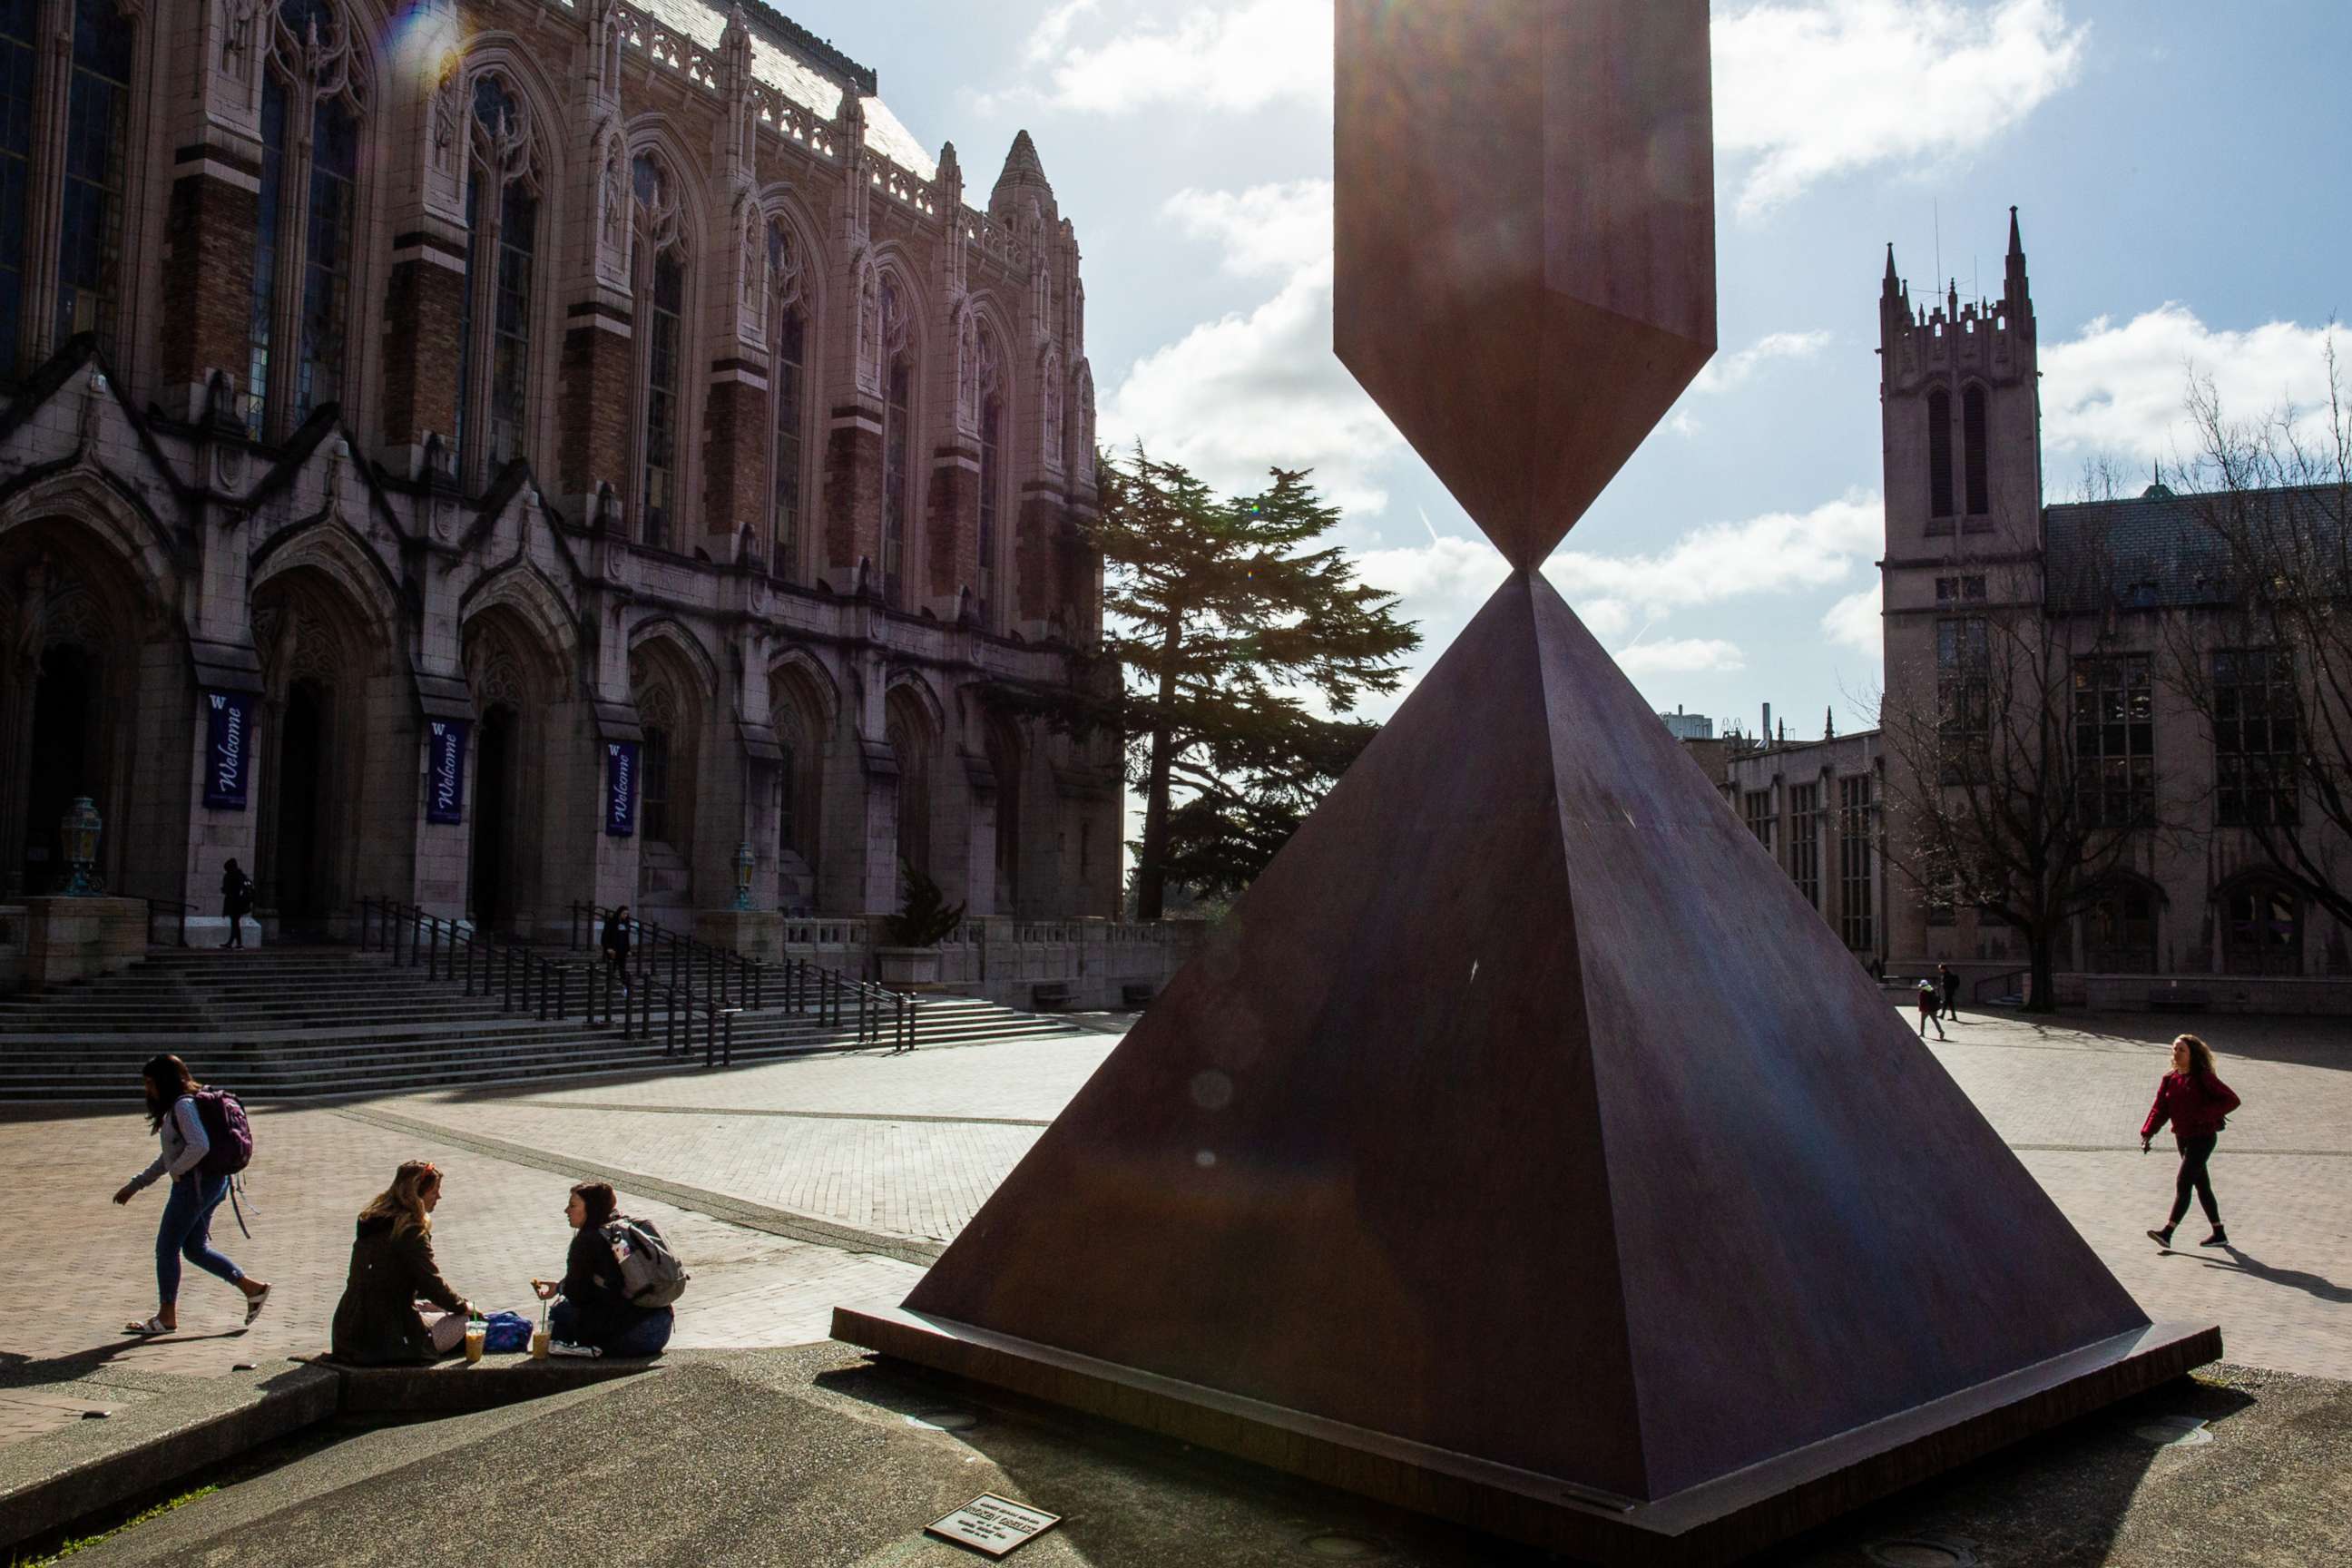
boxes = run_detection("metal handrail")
[571,902,910,1052]
[130,893,191,948]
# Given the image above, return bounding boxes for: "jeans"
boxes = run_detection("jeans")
[2167,1133,2221,1229]
[156,1172,242,1306]
[551,1299,673,1357]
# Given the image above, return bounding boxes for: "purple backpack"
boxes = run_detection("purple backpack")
[193,1089,253,1177]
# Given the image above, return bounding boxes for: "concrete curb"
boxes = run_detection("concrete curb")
[0,1356,669,1553]
[0,1362,338,1553]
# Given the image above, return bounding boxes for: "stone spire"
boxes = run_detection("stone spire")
[2004,204,2031,313]
[989,129,1054,220]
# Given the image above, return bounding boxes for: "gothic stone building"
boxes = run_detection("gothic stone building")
[1876,211,2351,1005]
[0,0,1122,944]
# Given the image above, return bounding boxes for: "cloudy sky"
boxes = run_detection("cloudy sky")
[794,0,2348,740]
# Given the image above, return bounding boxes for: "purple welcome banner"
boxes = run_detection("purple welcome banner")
[203,691,251,809]
[605,740,638,837]
[426,720,469,825]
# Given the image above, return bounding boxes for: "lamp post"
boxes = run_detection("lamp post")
[733,842,757,911]
[61,797,103,896]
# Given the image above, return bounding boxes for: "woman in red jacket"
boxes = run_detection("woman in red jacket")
[2141,1033,2241,1250]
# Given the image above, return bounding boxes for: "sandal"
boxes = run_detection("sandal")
[243,1284,271,1326]
[122,1316,171,1337]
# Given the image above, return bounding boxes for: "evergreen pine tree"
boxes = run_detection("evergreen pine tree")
[1092,448,1420,919]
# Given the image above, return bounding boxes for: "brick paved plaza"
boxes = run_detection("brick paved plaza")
[4,1009,2345,1449]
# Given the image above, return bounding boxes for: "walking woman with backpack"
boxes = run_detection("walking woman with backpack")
[113,1054,269,1335]
[2142,1033,2242,1250]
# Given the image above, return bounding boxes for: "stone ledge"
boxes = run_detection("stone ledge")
[0,1361,338,1553]
[300,1351,663,1415]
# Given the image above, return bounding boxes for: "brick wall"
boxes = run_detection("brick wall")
[924,454,978,601]
[558,311,634,505]
[157,172,258,397]
[380,253,466,450]
[822,415,882,583]
[701,373,769,557]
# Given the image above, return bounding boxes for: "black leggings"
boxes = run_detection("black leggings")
[2168,1133,2220,1229]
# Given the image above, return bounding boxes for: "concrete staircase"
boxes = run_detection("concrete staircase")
[0,947,1083,1102]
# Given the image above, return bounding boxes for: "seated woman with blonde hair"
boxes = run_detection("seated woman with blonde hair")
[329,1161,475,1364]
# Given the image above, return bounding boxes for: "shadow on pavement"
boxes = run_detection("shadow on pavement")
[0,1331,246,1390]
[2200,1245,2352,1304]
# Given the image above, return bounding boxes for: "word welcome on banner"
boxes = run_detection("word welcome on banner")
[606,740,638,837]
[426,720,469,825]
[203,691,252,809]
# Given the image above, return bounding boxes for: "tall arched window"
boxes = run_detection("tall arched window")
[976,328,1004,628]
[248,0,367,438]
[766,219,806,580]
[1962,383,1989,517]
[2222,877,2300,976]
[0,0,36,369]
[456,71,538,485]
[1926,387,1954,521]
[878,276,912,608]
[631,152,684,549]
[54,0,133,358]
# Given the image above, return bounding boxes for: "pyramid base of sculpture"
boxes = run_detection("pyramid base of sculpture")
[834,1303,2218,1566]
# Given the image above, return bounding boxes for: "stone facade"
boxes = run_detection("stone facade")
[1715,731,1888,973]
[1875,211,2352,1004]
[0,0,1119,945]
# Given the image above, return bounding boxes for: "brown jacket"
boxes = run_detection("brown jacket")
[329,1215,466,1365]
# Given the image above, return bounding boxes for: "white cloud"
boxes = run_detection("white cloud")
[1547,492,1885,616]
[2041,305,2343,465]
[1102,180,1401,515]
[1715,0,2089,217]
[1024,0,1100,64]
[1690,329,1833,395]
[1161,180,1330,279]
[1008,0,1328,116]
[1614,638,1749,676]
[1822,583,1881,652]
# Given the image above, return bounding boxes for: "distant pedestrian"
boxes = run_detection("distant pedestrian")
[602,904,632,995]
[1869,955,1886,985]
[113,1054,270,1336]
[220,859,252,948]
[2142,1033,2241,1250]
[1915,980,1946,1039]
[1938,963,1960,1021]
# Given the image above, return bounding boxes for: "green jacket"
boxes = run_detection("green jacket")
[329,1215,466,1365]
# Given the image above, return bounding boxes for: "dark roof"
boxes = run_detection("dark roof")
[2043,484,2346,614]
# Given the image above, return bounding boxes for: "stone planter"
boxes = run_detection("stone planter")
[876,946,943,987]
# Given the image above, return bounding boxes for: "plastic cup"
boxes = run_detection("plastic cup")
[529,1328,551,1360]
[463,1324,485,1364]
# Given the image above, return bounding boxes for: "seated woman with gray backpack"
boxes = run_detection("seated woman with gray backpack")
[531,1181,687,1358]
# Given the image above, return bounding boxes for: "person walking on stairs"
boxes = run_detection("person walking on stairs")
[1914,979,1946,1040]
[2143,1033,2240,1250]
[220,858,252,948]
[602,905,632,996]
[114,1054,270,1335]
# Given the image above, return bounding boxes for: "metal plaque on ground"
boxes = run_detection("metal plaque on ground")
[924,1494,1061,1557]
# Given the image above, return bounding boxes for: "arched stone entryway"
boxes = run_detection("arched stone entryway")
[462,605,567,935]
[628,636,707,926]
[884,682,939,887]
[252,567,383,936]
[769,661,833,914]
[0,522,175,897]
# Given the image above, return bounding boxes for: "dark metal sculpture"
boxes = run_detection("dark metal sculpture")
[838,4,2218,1560]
